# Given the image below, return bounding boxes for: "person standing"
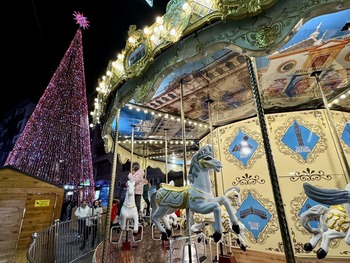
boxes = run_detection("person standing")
[128,163,145,216]
[74,200,89,238]
[80,200,103,250]
[142,178,151,216]
[60,197,72,221]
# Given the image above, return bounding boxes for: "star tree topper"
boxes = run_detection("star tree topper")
[73,11,90,29]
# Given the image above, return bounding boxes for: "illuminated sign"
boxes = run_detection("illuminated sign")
[35,200,50,207]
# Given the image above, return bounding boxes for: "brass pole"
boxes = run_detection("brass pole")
[180,78,192,262]
[143,144,147,178]
[130,125,135,171]
[164,128,169,183]
[246,56,295,262]
[144,146,148,179]
[102,108,121,263]
[179,79,188,183]
[205,98,219,196]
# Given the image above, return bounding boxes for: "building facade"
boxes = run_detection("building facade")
[0,100,36,167]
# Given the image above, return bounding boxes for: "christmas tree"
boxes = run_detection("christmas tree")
[5,12,95,201]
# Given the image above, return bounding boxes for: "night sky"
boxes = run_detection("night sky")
[2,0,168,117]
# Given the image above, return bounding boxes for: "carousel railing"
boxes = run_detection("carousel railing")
[26,212,107,263]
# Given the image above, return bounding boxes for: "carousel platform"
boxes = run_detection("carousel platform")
[91,224,348,263]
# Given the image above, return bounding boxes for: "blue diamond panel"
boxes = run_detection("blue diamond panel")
[281,120,320,160]
[229,130,258,167]
[341,122,350,148]
[299,198,330,229]
[237,193,271,239]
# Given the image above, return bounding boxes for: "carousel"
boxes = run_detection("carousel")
[91,0,350,262]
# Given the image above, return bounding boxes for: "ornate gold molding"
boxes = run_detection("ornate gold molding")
[123,25,154,78]
[215,0,278,19]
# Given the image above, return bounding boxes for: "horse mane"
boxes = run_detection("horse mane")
[188,144,213,183]
[188,152,198,183]
[303,182,350,205]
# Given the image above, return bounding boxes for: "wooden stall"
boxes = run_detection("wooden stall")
[0,165,64,263]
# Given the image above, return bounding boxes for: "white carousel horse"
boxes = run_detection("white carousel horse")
[119,180,139,235]
[191,186,247,251]
[300,182,350,259]
[151,144,240,242]
[167,211,179,227]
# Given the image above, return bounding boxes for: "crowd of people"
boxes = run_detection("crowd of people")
[69,162,152,250]
[75,199,103,250]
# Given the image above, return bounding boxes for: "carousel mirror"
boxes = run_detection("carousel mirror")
[101,8,350,167]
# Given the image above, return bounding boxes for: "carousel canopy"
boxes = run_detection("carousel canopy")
[91,0,350,164]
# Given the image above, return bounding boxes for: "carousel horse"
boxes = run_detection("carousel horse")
[300,182,350,259]
[191,186,247,251]
[151,144,240,242]
[119,180,139,236]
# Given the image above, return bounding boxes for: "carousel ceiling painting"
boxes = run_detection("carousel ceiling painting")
[91,0,350,164]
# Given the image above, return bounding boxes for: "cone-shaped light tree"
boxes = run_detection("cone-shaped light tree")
[5,12,95,201]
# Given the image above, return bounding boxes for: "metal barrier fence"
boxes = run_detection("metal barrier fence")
[27,213,107,263]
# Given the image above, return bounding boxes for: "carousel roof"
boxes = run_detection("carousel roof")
[91,0,350,164]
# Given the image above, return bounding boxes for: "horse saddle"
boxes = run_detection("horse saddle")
[156,184,190,209]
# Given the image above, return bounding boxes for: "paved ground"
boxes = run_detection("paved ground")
[74,251,94,262]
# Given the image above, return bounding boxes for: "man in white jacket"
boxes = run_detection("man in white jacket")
[74,200,89,238]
